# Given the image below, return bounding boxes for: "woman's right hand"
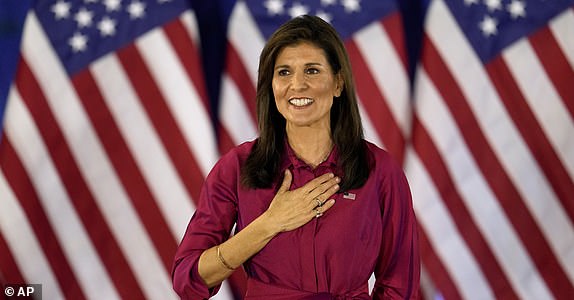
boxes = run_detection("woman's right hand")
[263,169,340,233]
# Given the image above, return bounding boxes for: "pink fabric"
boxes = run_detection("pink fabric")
[172,140,419,299]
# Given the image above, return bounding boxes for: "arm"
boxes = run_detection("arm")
[372,165,420,299]
[172,167,339,299]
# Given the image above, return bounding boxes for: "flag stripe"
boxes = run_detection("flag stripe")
[0,231,25,285]
[413,65,556,298]
[406,150,482,299]
[15,59,146,299]
[0,170,66,300]
[136,23,219,176]
[72,69,177,273]
[225,44,258,123]
[423,36,574,296]
[409,113,521,298]
[346,41,405,160]
[529,27,574,117]
[21,14,177,297]
[3,88,121,299]
[0,140,86,299]
[486,57,574,226]
[549,8,574,70]
[116,45,204,202]
[90,54,195,241]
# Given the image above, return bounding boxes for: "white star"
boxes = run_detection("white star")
[316,10,333,23]
[264,0,284,16]
[484,0,502,11]
[74,7,94,28]
[342,0,361,13]
[69,32,88,52]
[104,0,121,11]
[288,3,309,18]
[507,0,526,19]
[51,0,71,19]
[479,15,498,36]
[98,16,116,36]
[464,0,479,5]
[321,0,336,6]
[127,0,146,19]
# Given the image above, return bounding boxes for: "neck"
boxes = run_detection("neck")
[286,124,333,168]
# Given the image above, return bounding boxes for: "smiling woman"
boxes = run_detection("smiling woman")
[172,15,420,300]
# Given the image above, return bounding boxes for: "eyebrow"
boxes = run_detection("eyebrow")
[274,62,324,70]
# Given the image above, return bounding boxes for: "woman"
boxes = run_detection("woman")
[172,15,419,299]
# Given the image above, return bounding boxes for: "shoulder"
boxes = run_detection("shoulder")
[363,140,402,174]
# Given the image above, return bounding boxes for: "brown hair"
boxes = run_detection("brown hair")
[241,15,370,192]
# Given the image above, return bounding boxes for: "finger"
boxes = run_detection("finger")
[277,169,292,194]
[319,199,336,213]
[301,173,336,193]
[307,178,340,204]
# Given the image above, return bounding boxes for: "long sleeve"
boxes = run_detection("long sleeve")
[172,152,240,299]
[372,160,420,299]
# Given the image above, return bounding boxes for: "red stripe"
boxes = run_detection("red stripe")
[117,45,205,204]
[72,69,178,273]
[529,26,574,119]
[423,35,574,296]
[15,60,146,299]
[487,57,574,225]
[381,13,408,70]
[0,231,26,284]
[411,116,519,298]
[418,228,462,300]
[346,40,406,163]
[0,139,86,299]
[225,43,258,124]
[163,19,212,116]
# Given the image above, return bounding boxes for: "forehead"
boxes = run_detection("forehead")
[275,42,328,65]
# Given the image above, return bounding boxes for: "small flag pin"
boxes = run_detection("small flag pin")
[343,192,356,200]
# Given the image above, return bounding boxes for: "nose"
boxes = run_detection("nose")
[290,71,308,91]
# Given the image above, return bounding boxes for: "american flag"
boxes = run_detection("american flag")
[408,0,574,298]
[0,0,232,298]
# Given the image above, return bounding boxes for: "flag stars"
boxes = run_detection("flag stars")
[484,0,502,11]
[321,0,336,6]
[104,0,121,11]
[51,0,71,20]
[127,0,146,19]
[507,0,526,18]
[342,0,361,13]
[69,32,88,52]
[264,0,284,16]
[74,7,94,28]
[98,16,117,36]
[464,0,479,6]
[288,3,310,18]
[479,15,498,36]
[316,10,333,23]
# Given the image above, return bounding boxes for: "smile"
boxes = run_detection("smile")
[288,98,314,107]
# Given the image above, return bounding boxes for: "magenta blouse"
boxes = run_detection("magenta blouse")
[172,140,420,299]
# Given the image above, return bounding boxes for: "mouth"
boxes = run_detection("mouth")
[288,97,314,107]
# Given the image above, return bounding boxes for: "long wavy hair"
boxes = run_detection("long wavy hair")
[240,15,370,192]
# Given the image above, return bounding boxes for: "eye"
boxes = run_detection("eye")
[277,69,290,76]
[306,68,319,75]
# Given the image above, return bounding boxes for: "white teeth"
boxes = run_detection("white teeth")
[289,98,313,107]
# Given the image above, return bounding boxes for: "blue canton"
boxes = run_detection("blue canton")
[245,0,398,40]
[35,0,189,75]
[444,0,574,63]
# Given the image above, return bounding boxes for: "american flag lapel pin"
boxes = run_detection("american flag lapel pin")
[343,192,356,200]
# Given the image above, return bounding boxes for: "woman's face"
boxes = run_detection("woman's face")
[272,41,342,131]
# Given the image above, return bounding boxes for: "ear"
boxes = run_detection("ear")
[334,73,344,97]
